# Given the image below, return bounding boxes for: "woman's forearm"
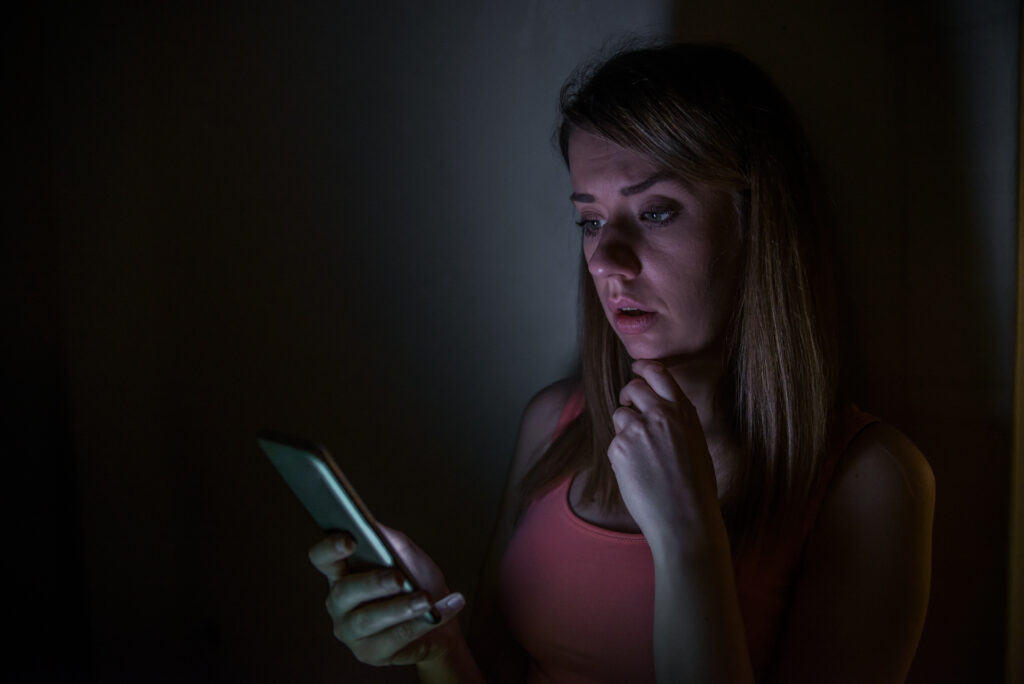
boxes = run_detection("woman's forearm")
[416,632,485,684]
[650,520,754,684]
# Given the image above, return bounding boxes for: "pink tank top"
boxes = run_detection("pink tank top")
[498,388,879,682]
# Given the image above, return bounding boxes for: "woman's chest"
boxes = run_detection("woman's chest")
[567,470,641,532]
[567,438,739,534]
[499,472,800,683]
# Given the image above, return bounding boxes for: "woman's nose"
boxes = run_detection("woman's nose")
[586,222,641,280]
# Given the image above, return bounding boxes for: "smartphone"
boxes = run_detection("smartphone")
[257,430,441,624]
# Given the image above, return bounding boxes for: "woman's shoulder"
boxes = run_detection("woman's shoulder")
[833,421,935,515]
[809,420,935,576]
[510,379,580,476]
[519,379,579,444]
[773,420,934,679]
[523,377,578,416]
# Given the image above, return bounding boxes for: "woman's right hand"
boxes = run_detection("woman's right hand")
[308,525,467,668]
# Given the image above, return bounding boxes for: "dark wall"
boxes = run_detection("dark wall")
[5,1,1019,682]
[6,1,670,682]
[5,5,92,680]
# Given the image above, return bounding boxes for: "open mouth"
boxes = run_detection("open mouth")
[619,307,652,317]
[612,306,657,334]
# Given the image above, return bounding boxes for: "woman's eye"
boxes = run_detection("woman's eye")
[575,218,604,237]
[641,209,675,224]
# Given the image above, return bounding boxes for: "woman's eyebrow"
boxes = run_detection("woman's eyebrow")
[622,171,677,196]
[569,171,678,203]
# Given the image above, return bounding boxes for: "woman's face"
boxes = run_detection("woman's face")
[568,129,742,362]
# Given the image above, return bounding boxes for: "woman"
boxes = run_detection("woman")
[308,42,935,683]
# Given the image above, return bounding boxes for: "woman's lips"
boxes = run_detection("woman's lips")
[612,309,657,334]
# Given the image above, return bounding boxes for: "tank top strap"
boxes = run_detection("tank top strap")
[552,384,586,440]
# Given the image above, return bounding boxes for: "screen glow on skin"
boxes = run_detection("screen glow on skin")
[568,129,741,365]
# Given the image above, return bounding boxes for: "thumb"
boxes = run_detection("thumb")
[432,592,467,624]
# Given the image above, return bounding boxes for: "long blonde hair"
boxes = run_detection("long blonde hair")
[517,43,841,550]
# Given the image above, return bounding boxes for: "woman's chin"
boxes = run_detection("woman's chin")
[622,341,723,367]
[621,342,672,363]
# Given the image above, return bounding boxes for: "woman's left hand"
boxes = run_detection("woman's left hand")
[609,359,722,549]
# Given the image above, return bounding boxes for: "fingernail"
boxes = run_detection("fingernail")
[334,538,351,553]
[411,595,430,612]
[438,592,465,611]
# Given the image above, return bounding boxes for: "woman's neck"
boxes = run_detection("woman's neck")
[661,352,738,493]
[661,352,729,438]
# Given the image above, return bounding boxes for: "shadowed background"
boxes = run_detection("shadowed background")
[4,0,1019,682]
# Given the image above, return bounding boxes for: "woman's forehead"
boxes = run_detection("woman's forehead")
[567,131,664,193]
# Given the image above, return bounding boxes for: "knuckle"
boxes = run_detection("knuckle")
[348,610,371,636]
[310,535,353,565]
[326,581,348,611]
[324,587,346,617]
[375,569,399,592]
[308,548,328,569]
[624,419,644,435]
[395,619,419,645]
[406,595,429,619]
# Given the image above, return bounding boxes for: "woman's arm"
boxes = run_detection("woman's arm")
[770,422,935,683]
[649,512,753,683]
[613,361,934,683]
[607,360,753,683]
[646,421,933,684]
[416,636,484,684]
[418,379,576,684]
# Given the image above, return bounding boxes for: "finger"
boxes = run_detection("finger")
[379,524,410,556]
[357,592,467,666]
[378,524,417,565]
[387,593,467,665]
[611,405,639,433]
[618,378,662,413]
[631,360,684,403]
[308,533,356,581]
[338,589,434,642]
[378,525,430,587]
[327,567,406,619]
